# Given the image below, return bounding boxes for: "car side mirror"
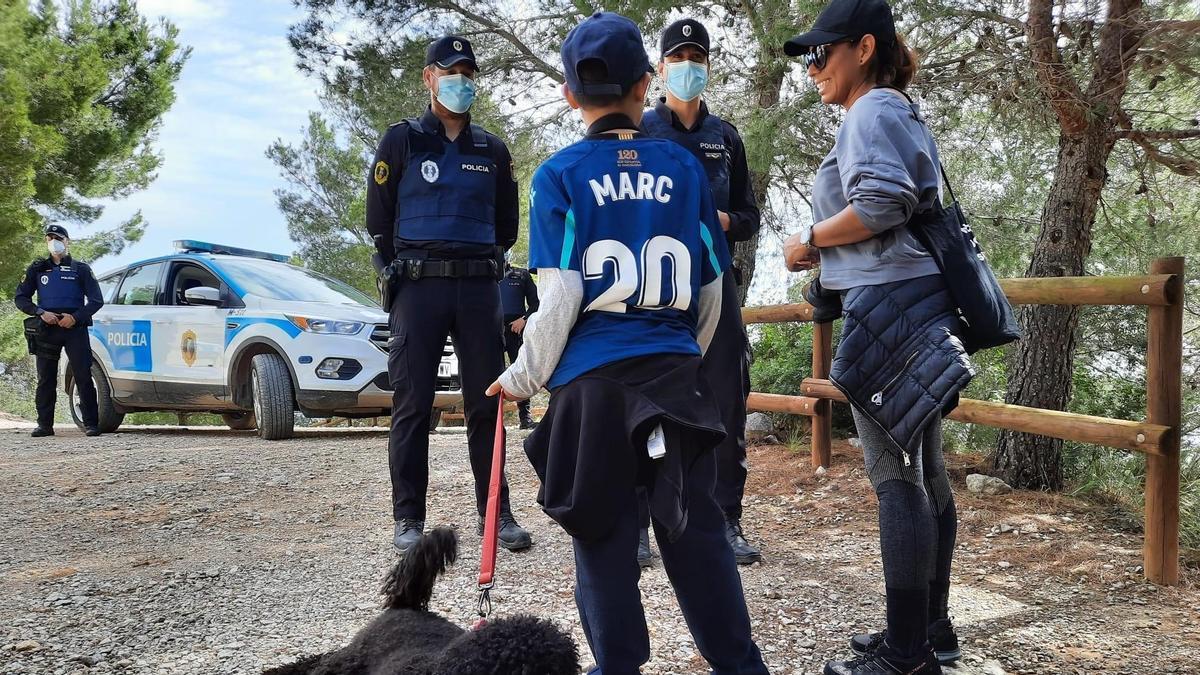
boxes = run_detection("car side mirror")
[184,286,222,306]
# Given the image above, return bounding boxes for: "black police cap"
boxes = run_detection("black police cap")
[425,35,478,70]
[660,18,710,58]
[44,224,69,239]
[784,0,897,54]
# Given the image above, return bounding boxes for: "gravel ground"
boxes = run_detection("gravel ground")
[1,425,1198,674]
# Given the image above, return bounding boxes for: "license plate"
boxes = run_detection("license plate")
[438,363,451,378]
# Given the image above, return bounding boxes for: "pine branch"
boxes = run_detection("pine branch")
[1114,129,1200,141]
[1026,0,1089,133]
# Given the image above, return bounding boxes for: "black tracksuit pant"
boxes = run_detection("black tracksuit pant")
[35,325,97,429]
[704,271,752,520]
[387,276,511,522]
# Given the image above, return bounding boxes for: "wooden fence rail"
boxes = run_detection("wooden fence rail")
[741,257,1185,585]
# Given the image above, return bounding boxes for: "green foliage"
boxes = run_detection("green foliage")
[266,113,375,295]
[0,0,189,288]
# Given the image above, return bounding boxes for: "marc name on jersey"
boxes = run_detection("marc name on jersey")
[589,171,673,206]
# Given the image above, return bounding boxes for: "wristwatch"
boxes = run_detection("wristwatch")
[799,223,815,247]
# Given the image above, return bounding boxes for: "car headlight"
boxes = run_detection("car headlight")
[287,316,365,335]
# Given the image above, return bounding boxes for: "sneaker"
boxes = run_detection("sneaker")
[637,527,654,568]
[393,519,424,555]
[477,511,532,551]
[824,649,941,675]
[850,619,961,665]
[85,427,101,437]
[725,518,762,565]
[30,427,54,438]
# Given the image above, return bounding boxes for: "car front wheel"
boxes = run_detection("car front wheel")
[250,353,294,440]
[70,364,124,433]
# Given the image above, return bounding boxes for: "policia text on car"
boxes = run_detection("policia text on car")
[366,35,532,555]
[14,225,105,438]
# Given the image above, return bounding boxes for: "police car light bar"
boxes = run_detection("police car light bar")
[173,240,291,263]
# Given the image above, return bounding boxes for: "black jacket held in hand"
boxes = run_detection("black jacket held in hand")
[806,274,974,460]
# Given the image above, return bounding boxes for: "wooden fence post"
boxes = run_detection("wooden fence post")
[811,322,833,468]
[1145,257,1184,585]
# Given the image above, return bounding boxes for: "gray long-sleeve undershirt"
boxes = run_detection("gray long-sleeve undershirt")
[497,268,724,400]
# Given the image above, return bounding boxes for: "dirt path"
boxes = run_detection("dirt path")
[0,426,1196,674]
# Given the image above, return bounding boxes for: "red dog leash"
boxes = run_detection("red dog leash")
[474,395,506,627]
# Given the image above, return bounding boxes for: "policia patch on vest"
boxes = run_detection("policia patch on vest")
[374,160,390,186]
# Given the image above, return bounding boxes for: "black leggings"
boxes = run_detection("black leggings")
[852,408,957,658]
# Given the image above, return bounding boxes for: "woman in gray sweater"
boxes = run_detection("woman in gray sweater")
[783,1,963,674]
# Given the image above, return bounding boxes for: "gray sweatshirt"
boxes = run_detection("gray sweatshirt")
[812,88,942,290]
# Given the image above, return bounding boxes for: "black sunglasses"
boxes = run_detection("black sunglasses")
[802,38,857,70]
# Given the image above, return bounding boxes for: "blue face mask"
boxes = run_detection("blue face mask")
[436,73,477,114]
[664,60,708,102]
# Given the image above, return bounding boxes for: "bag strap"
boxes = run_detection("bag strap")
[874,86,960,206]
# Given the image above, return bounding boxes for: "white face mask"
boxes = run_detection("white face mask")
[48,239,67,256]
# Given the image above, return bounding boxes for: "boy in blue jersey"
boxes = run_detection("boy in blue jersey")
[486,12,768,675]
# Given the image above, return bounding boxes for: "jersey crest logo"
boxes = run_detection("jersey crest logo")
[373,160,389,185]
[39,275,49,285]
[421,160,439,183]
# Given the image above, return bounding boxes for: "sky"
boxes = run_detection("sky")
[83,0,799,304]
[87,0,320,277]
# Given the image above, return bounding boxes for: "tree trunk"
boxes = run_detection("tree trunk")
[994,128,1117,489]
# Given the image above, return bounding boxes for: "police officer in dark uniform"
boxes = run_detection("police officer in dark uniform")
[14,225,105,438]
[499,257,539,429]
[366,35,532,555]
[641,18,763,565]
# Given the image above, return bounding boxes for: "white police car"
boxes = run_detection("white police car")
[63,241,462,439]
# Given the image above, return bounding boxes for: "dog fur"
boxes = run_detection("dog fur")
[264,527,578,675]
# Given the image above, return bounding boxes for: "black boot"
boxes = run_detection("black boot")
[725,518,762,565]
[825,642,941,675]
[850,619,961,665]
[85,426,101,437]
[477,511,532,551]
[393,519,424,555]
[637,527,654,568]
[31,426,54,438]
[518,403,537,430]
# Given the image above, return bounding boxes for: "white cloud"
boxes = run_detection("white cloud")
[137,0,229,25]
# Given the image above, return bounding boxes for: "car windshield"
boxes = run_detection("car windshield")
[217,258,378,307]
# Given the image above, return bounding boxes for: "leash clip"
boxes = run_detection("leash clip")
[476,585,493,618]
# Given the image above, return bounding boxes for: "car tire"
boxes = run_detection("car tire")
[429,408,442,432]
[251,353,294,440]
[70,364,124,433]
[222,411,257,431]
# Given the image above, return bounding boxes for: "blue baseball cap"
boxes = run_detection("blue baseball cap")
[425,35,477,70]
[561,12,651,97]
[44,224,69,239]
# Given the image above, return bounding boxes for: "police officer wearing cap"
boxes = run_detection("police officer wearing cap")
[640,18,763,566]
[498,256,539,429]
[14,225,105,438]
[366,35,531,555]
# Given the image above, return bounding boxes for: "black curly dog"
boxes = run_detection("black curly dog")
[264,527,578,674]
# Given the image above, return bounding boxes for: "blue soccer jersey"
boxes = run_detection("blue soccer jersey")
[529,134,731,389]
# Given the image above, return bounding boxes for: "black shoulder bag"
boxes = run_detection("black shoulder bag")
[908,161,1021,353]
[891,89,1020,353]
